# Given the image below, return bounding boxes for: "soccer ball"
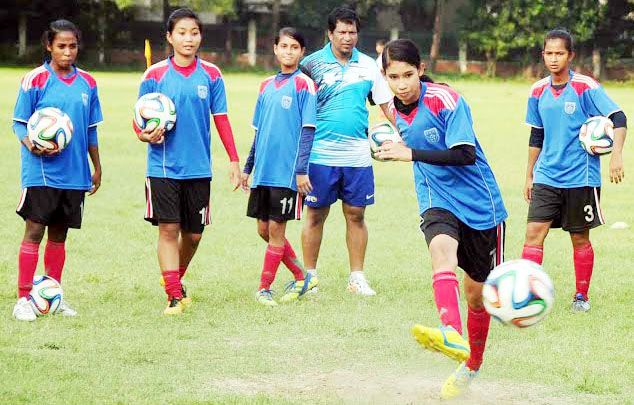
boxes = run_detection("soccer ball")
[482,259,554,328]
[133,92,176,133]
[29,275,63,315]
[368,121,401,160]
[579,116,614,156]
[27,107,73,151]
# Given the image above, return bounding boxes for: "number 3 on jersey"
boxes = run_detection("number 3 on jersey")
[584,204,594,222]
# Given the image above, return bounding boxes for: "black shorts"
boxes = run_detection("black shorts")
[144,177,211,234]
[527,184,604,232]
[16,187,85,229]
[247,186,302,222]
[420,208,505,283]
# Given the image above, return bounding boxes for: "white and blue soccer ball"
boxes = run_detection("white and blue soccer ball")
[133,92,176,133]
[27,107,73,152]
[29,275,63,316]
[368,121,401,160]
[579,116,614,156]
[482,259,554,328]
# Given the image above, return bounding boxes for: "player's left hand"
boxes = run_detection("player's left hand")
[89,168,102,195]
[296,174,312,195]
[240,172,250,193]
[375,141,412,162]
[229,161,241,191]
[609,151,624,184]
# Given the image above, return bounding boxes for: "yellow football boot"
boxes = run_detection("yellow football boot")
[411,324,470,363]
[280,273,318,303]
[255,289,277,306]
[440,361,479,399]
[164,298,184,315]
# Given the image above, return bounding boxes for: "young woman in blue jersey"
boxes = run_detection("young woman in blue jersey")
[521,30,627,312]
[374,39,507,399]
[240,28,318,305]
[11,20,103,321]
[135,8,241,315]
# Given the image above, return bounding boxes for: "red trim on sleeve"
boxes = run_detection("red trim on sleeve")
[259,77,275,94]
[213,114,239,162]
[77,69,97,88]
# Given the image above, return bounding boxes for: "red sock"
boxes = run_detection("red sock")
[44,240,66,283]
[522,244,544,265]
[259,244,284,290]
[465,305,491,371]
[282,239,305,282]
[178,264,187,280]
[432,271,462,335]
[18,240,40,298]
[162,270,183,299]
[574,242,594,300]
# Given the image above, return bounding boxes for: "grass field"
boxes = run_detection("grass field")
[0,66,632,405]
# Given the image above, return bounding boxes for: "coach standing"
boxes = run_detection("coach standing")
[300,7,393,295]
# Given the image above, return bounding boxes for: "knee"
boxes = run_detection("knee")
[24,222,45,242]
[344,210,365,225]
[570,232,590,248]
[525,224,546,245]
[159,224,180,241]
[464,285,484,309]
[257,222,269,241]
[306,212,327,228]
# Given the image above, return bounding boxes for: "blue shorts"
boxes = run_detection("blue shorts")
[304,164,374,208]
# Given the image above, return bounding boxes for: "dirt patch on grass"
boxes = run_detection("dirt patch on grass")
[207,367,612,404]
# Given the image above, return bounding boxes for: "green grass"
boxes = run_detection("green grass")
[1,67,633,404]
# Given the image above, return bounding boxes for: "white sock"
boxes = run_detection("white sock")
[349,271,365,281]
[307,269,318,277]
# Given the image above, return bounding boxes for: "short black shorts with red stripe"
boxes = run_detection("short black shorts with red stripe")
[16,186,86,229]
[419,208,505,283]
[527,184,604,233]
[247,186,303,222]
[145,177,211,234]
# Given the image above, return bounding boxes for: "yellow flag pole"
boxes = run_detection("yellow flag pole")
[144,39,152,69]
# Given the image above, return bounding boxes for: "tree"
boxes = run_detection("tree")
[429,0,444,73]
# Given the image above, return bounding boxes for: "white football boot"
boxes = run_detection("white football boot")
[347,272,377,296]
[13,297,36,321]
[59,299,78,317]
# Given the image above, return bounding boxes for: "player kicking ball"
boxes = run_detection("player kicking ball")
[136,9,241,315]
[375,39,507,399]
[241,27,318,306]
[521,30,627,312]
[11,20,103,321]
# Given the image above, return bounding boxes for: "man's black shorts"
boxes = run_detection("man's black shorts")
[145,177,211,234]
[247,186,302,222]
[420,208,505,283]
[16,186,85,229]
[527,184,604,232]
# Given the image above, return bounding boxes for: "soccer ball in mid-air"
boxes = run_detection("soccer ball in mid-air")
[133,92,176,133]
[29,275,63,315]
[482,259,554,328]
[27,107,73,151]
[579,116,614,156]
[368,121,401,160]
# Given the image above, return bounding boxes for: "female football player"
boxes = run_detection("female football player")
[135,8,241,315]
[374,39,507,399]
[521,30,626,312]
[11,19,103,321]
[240,27,318,305]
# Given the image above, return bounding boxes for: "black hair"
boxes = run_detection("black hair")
[383,39,435,83]
[275,27,306,48]
[42,19,81,47]
[544,29,573,53]
[166,8,202,33]
[327,6,360,32]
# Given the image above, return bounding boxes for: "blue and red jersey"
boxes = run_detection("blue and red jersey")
[392,82,507,230]
[138,57,228,179]
[12,62,103,190]
[525,71,621,188]
[250,70,317,190]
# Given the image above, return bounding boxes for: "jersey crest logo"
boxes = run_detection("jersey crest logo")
[564,101,576,114]
[198,85,208,99]
[281,95,292,109]
[424,128,440,143]
[82,93,89,106]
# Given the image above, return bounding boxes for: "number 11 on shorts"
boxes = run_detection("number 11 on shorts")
[280,197,293,215]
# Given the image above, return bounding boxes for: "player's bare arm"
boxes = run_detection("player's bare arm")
[609,126,626,183]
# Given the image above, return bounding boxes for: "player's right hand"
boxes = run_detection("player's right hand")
[23,138,59,156]
[138,126,165,144]
[240,172,250,193]
[523,176,533,203]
